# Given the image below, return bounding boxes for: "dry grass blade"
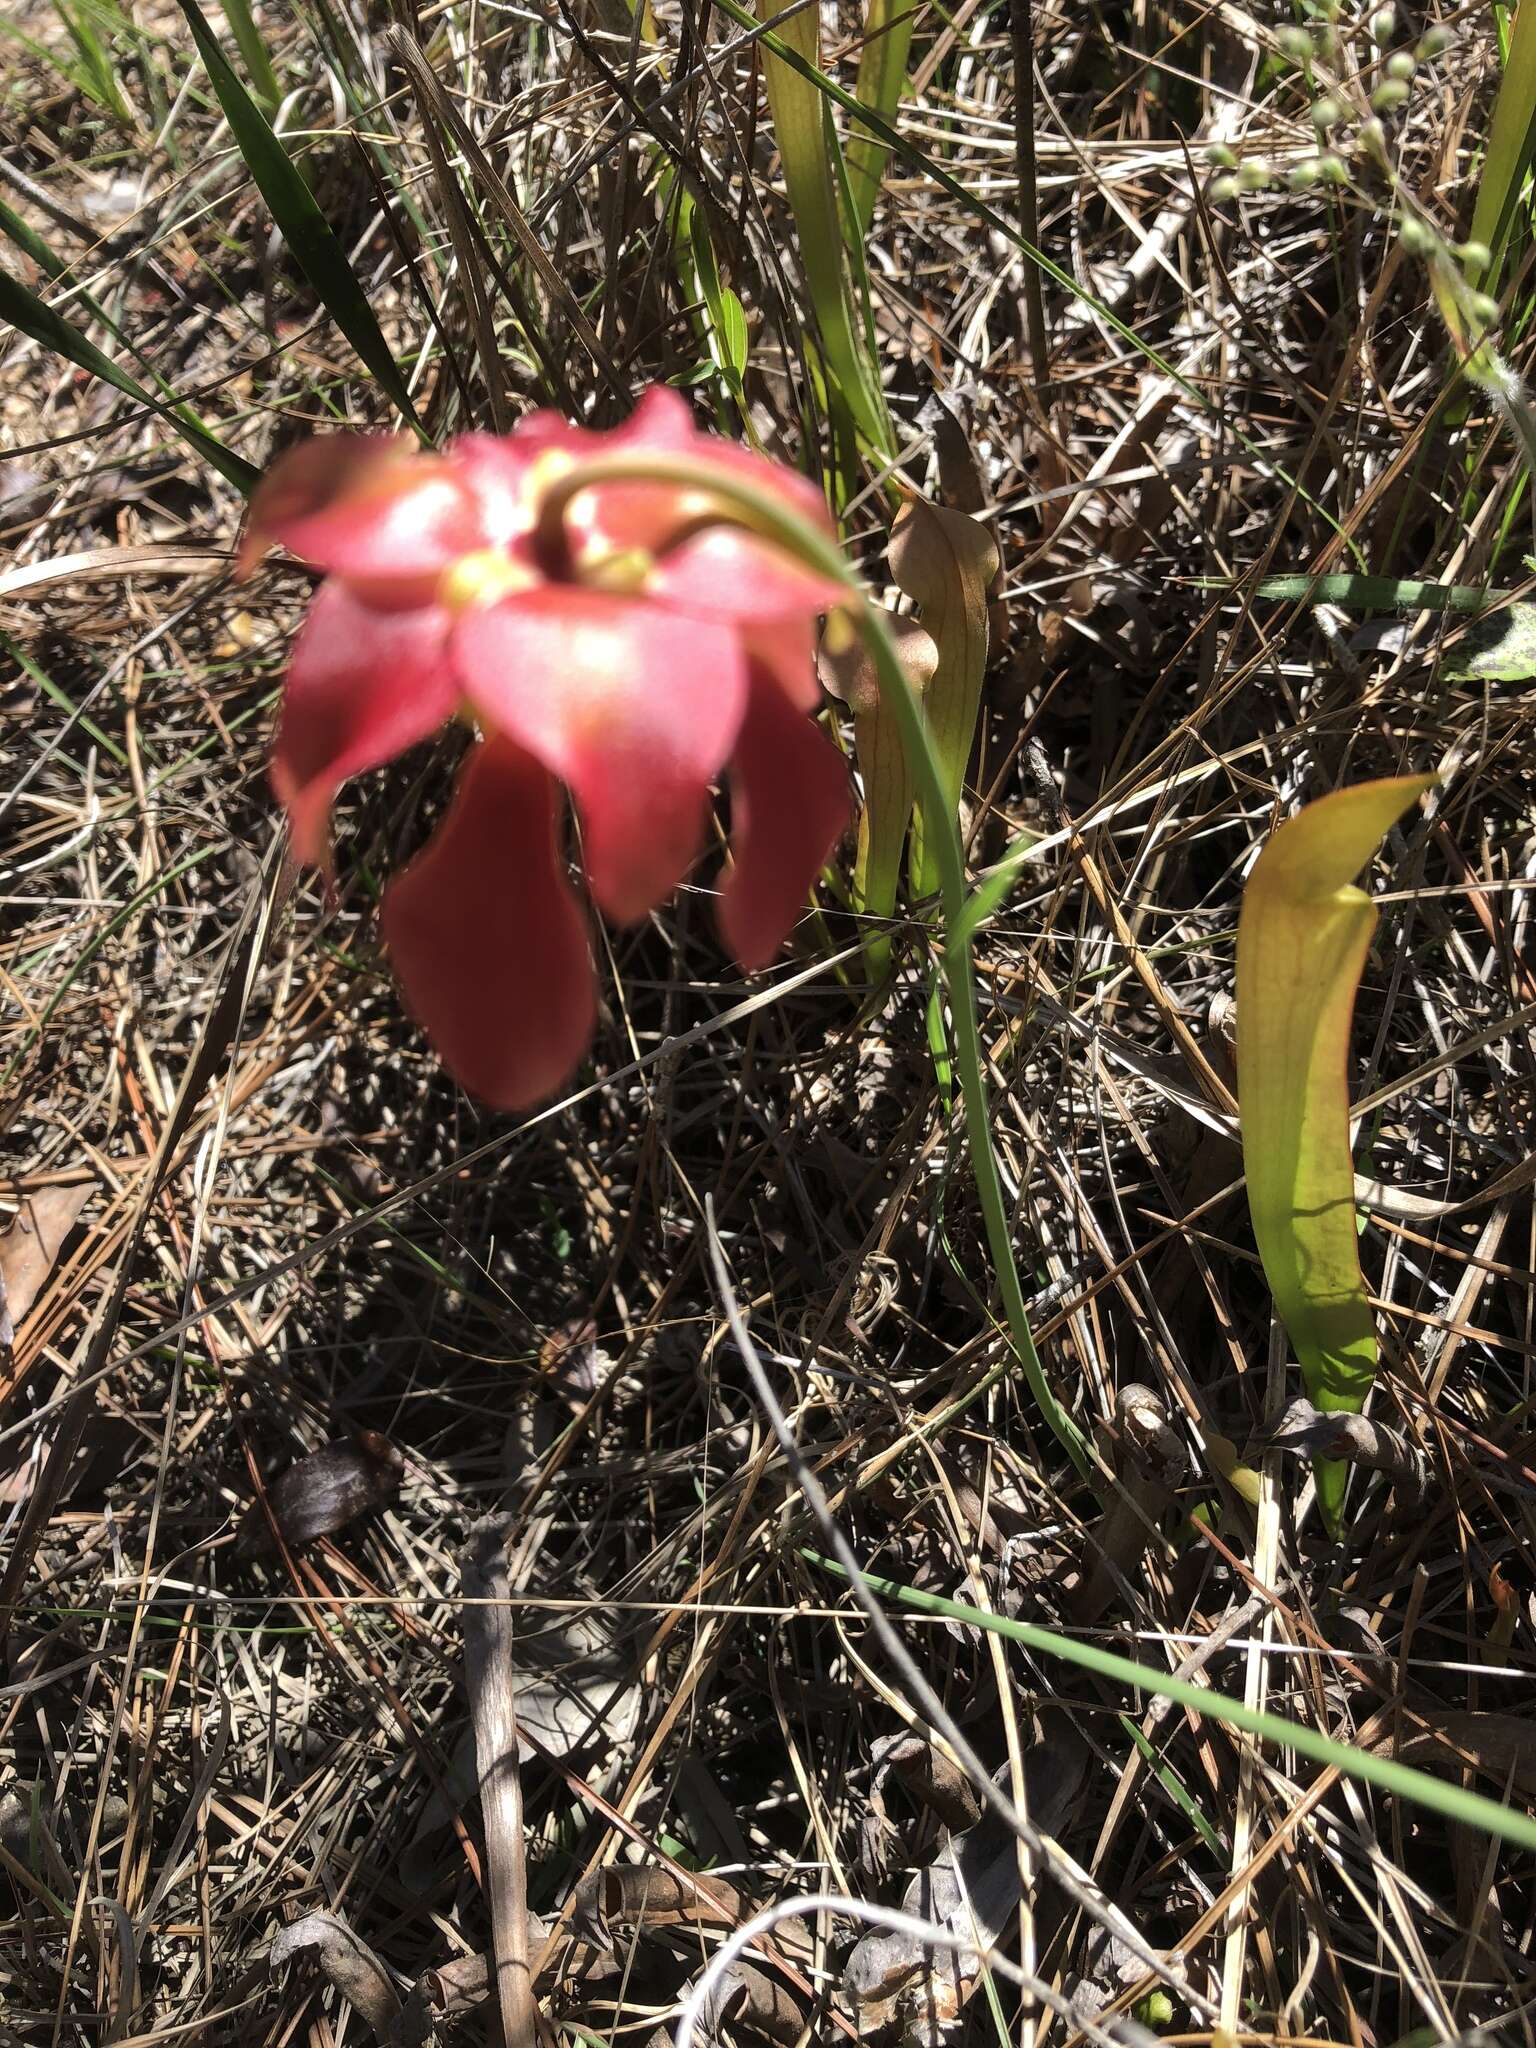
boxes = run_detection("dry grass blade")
[461,1517,535,2048]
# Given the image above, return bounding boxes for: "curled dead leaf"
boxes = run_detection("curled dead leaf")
[693,1958,805,2047]
[571,1866,745,1953]
[269,1911,401,2039]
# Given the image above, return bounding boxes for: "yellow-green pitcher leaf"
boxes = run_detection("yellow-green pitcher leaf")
[1235,773,1435,1529]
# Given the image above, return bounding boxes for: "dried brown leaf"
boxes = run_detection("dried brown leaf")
[0,1185,90,1344]
[1374,1710,1536,1802]
[571,1866,745,1952]
[236,1431,403,1556]
[270,1911,401,2039]
[694,1959,805,2047]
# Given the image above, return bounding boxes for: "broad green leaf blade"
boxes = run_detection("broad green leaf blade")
[1235,775,1435,1528]
[846,0,916,237]
[889,494,999,898]
[686,198,748,388]
[174,0,423,429]
[0,264,259,494]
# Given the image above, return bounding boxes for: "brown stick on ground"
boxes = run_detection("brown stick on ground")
[462,1517,536,2048]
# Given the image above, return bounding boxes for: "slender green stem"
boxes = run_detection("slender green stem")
[541,454,1091,1476]
[853,600,1091,1476]
[811,1554,1536,1854]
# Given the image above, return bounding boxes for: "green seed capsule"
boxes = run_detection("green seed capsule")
[1457,239,1492,277]
[1470,291,1501,325]
[1369,4,1396,40]
[1207,142,1238,167]
[1397,215,1433,254]
[1386,50,1417,78]
[1317,154,1349,183]
[1210,175,1241,203]
[1311,95,1345,128]
[1277,25,1314,60]
[1372,79,1410,110]
[1287,160,1323,190]
[1237,161,1272,191]
[1416,25,1449,57]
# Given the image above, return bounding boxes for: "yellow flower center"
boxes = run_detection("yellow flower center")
[581,546,655,593]
[439,550,538,612]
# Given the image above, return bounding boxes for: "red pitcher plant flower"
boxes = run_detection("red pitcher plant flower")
[243,388,852,1110]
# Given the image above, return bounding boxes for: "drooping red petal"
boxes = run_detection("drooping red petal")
[733,615,822,712]
[718,674,851,971]
[243,435,489,606]
[646,526,845,628]
[453,587,748,924]
[271,583,456,867]
[380,735,596,1111]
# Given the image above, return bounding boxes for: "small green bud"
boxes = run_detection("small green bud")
[1470,291,1502,326]
[1457,239,1492,277]
[1385,49,1417,77]
[1317,153,1349,183]
[1237,160,1272,191]
[1135,1993,1175,2030]
[1206,141,1238,167]
[1369,3,1396,40]
[1277,24,1314,60]
[1372,78,1410,110]
[1397,215,1433,254]
[1416,25,1449,57]
[1358,115,1388,151]
[1311,95,1345,128]
[1210,175,1241,203]
[1287,160,1323,190]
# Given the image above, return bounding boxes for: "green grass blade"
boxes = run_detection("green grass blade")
[846,0,916,236]
[1469,0,1536,289]
[174,0,423,429]
[810,1555,1536,1855]
[754,0,893,455]
[0,263,259,493]
[1234,775,1435,1530]
[52,0,134,122]
[216,0,280,111]
[1246,573,1513,611]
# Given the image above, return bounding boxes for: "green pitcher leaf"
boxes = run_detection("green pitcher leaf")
[1235,774,1436,1529]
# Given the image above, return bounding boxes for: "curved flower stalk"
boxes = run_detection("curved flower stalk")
[252,395,1086,1475]
[243,388,852,1110]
